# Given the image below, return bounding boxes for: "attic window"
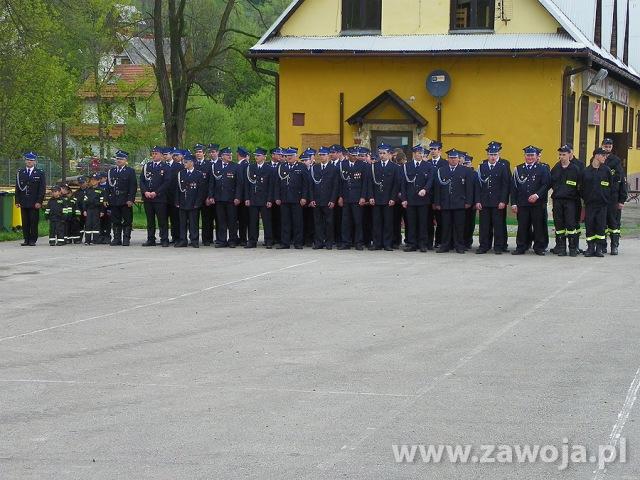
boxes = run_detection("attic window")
[450,0,495,31]
[342,0,381,34]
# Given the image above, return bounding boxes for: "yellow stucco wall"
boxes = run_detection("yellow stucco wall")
[279,56,566,168]
[279,0,559,36]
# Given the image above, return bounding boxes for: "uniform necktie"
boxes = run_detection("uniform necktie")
[382,161,387,168]
[489,164,493,171]
[349,162,354,168]
[322,164,325,171]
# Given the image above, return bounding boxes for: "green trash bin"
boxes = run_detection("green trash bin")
[0,191,14,231]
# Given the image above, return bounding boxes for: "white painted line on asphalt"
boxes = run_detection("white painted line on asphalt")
[0,259,317,344]
[317,267,593,470]
[592,366,640,479]
[0,378,416,398]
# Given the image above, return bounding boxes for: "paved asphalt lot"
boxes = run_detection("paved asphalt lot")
[1,233,639,479]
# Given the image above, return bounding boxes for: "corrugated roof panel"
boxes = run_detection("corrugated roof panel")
[251,33,584,52]
[548,0,596,41]
[630,0,640,71]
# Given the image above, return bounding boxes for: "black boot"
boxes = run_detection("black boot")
[556,235,567,257]
[610,234,620,255]
[583,241,595,257]
[550,235,561,254]
[594,241,605,258]
[110,227,122,246]
[122,227,132,246]
[568,235,578,257]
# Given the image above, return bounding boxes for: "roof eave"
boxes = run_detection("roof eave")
[248,48,590,59]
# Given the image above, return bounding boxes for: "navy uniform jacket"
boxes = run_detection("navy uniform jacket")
[338,160,368,204]
[140,161,170,203]
[194,159,211,179]
[400,161,434,206]
[44,198,65,221]
[604,154,628,203]
[433,165,474,210]
[106,166,137,206]
[366,161,400,205]
[274,162,310,204]
[15,167,46,207]
[476,161,510,207]
[244,163,275,206]
[581,165,613,206]
[427,158,448,170]
[208,161,242,202]
[166,161,184,203]
[510,163,550,207]
[310,163,340,206]
[550,162,581,200]
[176,168,207,210]
[236,160,250,201]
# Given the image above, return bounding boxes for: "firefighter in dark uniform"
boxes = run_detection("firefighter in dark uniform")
[562,143,586,253]
[167,147,184,243]
[400,145,433,252]
[337,147,368,250]
[244,148,275,248]
[59,183,76,243]
[106,150,137,246]
[44,186,65,246]
[601,138,628,255]
[140,146,170,247]
[300,148,316,246]
[510,146,550,255]
[82,173,106,244]
[174,153,207,247]
[475,144,510,254]
[309,146,340,250]
[358,147,374,248]
[426,140,447,249]
[581,148,613,257]
[329,145,344,247]
[366,144,400,251]
[97,172,111,244]
[208,147,241,248]
[274,148,310,249]
[269,147,283,245]
[71,177,88,243]
[484,141,512,252]
[550,144,582,257]
[15,151,46,246]
[236,147,250,246]
[432,149,474,254]
[193,144,214,245]
[460,152,478,250]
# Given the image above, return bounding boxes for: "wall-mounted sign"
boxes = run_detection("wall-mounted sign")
[588,102,601,126]
[583,70,629,106]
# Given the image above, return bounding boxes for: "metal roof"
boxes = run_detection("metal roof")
[251,33,584,53]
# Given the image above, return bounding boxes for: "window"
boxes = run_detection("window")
[451,0,495,31]
[342,0,381,33]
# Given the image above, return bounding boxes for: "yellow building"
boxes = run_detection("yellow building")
[250,0,640,187]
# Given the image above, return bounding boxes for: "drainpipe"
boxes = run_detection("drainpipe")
[250,58,280,146]
[561,60,592,145]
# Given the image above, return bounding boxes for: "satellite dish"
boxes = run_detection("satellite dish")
[426,70,451,99]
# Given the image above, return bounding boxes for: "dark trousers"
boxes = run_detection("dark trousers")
[144,202,168,242]
[516,205,547,252]
[110,205,132,241]
[427,205,442,248]
[313,206,335,247]
[215,202,238,245]
[342,203,363,247]
[464,207,477,248]
[69,216,83,242]
[606,202,622,236]
[271,204,282,244]
[281,203,304,247]
[237,204,248,244]
[552,198,577,236]
[405,204,428,248]
[249,206,272,245]
[362,205,373,246]
[20,208,40,243]
[167,203,180,241]
[393,202,405,246]
[99,213,111,243]
[84,209,101,243]
[179,208,199,243]
[479,207,507,251]
[586,204,607,242]
[48,219,65,244]
[441,209,466,251]
[201,204,215,244]
[333,206,343,246]
[372,204,394,248]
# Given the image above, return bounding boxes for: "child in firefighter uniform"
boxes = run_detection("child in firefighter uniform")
[44,186,66,246]
[83,174,106,244]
